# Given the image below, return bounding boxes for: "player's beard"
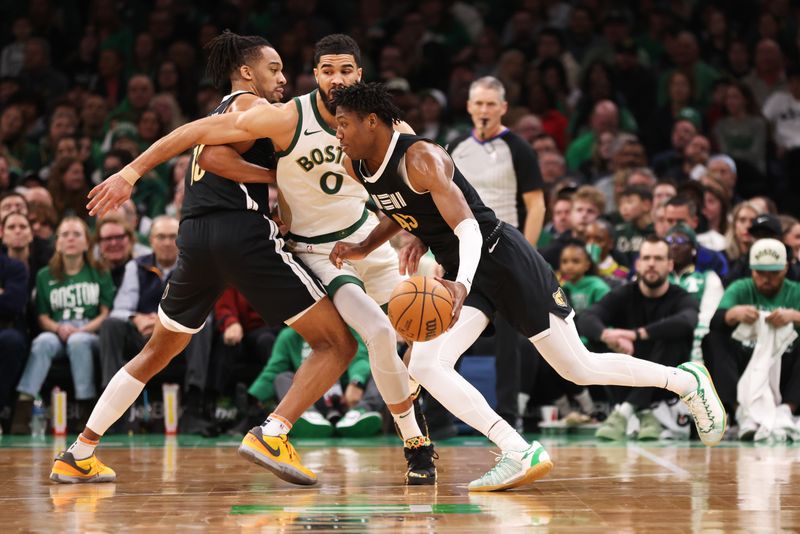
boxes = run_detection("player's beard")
[319,86,337,115]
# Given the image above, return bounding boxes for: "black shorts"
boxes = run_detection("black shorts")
[159,211,325,333]
[464,223,573,338]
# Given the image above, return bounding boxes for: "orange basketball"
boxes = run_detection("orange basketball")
[388,276,454,342]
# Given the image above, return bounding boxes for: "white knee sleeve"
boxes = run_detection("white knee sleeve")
[532,312,671,388]
[333,284,409,405]
[408,307,502,436]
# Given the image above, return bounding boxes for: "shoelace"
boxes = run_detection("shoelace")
[686,389,714,433]
[479,452,519,482]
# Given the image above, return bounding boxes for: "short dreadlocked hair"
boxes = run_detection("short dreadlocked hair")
[332,83,403,126]
[314,34,361,66]
[204,30,273,89]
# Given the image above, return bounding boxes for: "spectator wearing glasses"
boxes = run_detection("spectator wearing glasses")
[94,216,137,289]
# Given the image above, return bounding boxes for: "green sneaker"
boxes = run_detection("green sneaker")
[468,441,553,492]
[636,410,663,441]
[335,408,383,437]
[595,410,627,441]
[678,362,726,446]
[291,410,333,438]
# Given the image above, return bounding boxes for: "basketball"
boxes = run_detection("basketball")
[387,276,454,342]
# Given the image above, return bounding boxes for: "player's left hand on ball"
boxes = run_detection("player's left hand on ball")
[87,174,133,217]
[435,277,467,328]
[329,241,366,268]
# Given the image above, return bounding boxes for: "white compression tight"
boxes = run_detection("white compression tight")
[332,284,410,405]
[531,312,693,395]
[407,306,501,436]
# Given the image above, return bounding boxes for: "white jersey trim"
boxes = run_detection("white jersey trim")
[359,131,400,183]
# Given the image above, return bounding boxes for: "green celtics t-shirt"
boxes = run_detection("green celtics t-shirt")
[563,275,610,314]
[719,278,800,334]
[36,264,116,322]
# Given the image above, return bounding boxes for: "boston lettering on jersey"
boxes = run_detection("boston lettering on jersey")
[350,133,499,273]
[181,91,273,220]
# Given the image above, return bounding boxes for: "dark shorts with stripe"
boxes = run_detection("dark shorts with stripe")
[461,223,573,338]
[159,210,325,332]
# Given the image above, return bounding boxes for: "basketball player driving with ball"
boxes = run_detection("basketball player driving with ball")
[327,82,726,491]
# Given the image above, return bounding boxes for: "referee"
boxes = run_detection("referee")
[447,76,546,429]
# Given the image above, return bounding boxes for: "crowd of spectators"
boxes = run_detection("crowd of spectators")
[1,1,800,441]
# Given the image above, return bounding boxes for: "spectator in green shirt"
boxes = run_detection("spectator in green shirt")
[703,238,800,432]
[12,217,115,433]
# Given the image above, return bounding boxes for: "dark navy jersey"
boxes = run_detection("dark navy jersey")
[350,132,498,274]
[181,91,274,220]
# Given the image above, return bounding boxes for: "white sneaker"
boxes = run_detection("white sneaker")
[678,362,726,446]
[468,441,553,492]
[292,410,333,438]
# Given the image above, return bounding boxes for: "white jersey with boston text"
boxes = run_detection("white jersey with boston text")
[275,89,369,241]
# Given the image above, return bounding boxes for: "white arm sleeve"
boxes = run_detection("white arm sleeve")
[454,218,482,294]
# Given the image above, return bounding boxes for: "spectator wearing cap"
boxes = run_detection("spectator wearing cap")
[763,67,800,210]
[666,224,724,362]
[703,238,800,440]
[663,196,729,279]
[706,155,740,202]
[725,213,800,285]
[447,75,546,430]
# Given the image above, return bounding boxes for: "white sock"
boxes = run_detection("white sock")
[67,433,99,460]
[85,368,145,436]
[392,406,423,440]
[487,419,529,453]
[665,368,697,397]
[261,413,291,437]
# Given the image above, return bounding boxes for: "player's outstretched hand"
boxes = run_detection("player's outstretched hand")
[87,174,133,217]
[435,277,467,329]
[330,241,367,269]
[397,235,428,275]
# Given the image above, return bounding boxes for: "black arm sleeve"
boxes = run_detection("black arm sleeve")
[710,307,731,332]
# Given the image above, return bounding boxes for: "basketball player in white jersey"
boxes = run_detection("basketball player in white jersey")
[88,34,437,484]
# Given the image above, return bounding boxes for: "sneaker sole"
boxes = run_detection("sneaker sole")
[49,472,116,484]
[237,442,317,486]
[468,460,554,492]
[405,468,437,486]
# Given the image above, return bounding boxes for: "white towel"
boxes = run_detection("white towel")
[733,312,799,441]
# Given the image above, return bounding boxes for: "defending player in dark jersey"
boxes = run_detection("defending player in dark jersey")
[52,32,357,488]
[328,83,726,492]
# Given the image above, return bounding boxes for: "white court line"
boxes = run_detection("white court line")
[629,445,691,478]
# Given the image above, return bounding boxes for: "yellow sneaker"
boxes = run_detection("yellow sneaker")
[49,451,116,484]
[238,426,317,485]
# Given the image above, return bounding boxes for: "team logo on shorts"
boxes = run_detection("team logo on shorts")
[552,287,568,308]
[162,283,170,300]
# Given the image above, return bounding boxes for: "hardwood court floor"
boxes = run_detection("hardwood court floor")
[1,434,798,532]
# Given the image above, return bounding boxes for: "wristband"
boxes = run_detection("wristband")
[119,166,141,186]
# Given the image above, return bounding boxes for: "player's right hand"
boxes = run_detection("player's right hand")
[329,241,366,268]
[87,174,133,217]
